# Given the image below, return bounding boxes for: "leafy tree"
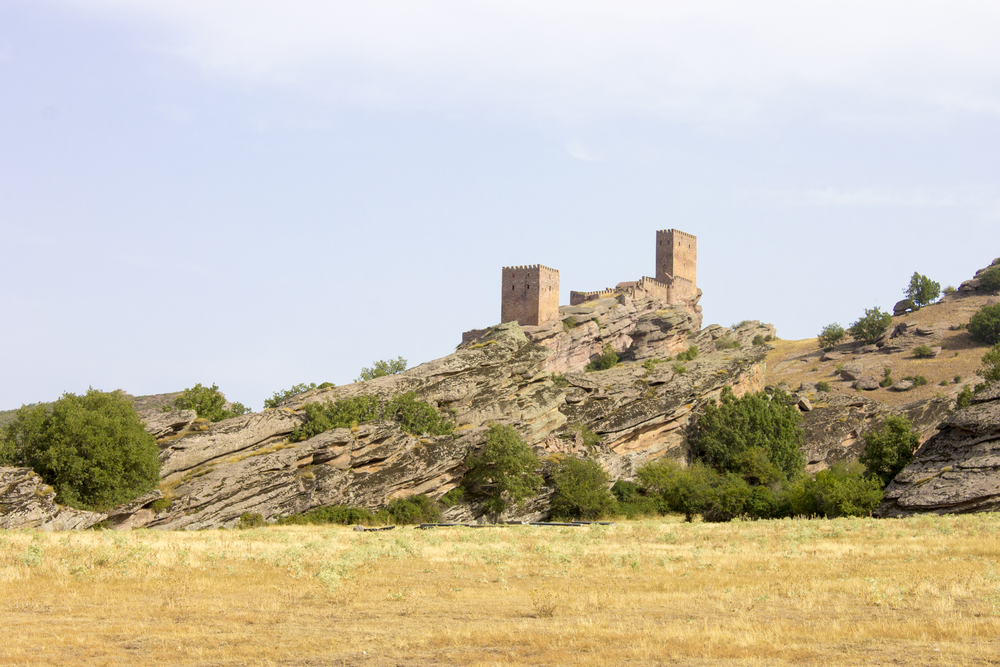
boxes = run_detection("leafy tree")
[263,382,333,409]
[174,383,251,422]
[637,460,717,522]
[967,304,1000,345]
[848,307,893,345]
[817,323,846,350]
[976,343,1000,389]
[691,387,805,482]
[0,389,160,510]
[585,343,619,372]
[464,424,542,515]
[356,357,407,382]
[859,415,920,487]
[979,266,1000,293]
[384,392,453,436]
[786,462,884,518]
[550,457,616,520]
[904,272,941,307]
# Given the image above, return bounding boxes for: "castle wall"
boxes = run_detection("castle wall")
[656,229,697,287]
[666,275,697,304]
[501,265,560,326]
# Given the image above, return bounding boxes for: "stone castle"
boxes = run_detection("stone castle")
[500,229,698,327]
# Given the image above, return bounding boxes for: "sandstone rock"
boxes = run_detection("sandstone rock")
[820,351,843,362]
[0,467,106,530]
[839,362,867,381]
[891,380,914,392]
[856,375,880,391]
[893,299,915,316]
[858,345,878,354]
[797,397,813,412]
[140,408,198,439]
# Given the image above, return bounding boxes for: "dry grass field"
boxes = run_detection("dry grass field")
[2,515,999,666]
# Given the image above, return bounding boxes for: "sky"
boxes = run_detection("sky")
[3,1,1000,411]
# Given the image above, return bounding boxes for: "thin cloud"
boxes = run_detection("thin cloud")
[566,140,602,162]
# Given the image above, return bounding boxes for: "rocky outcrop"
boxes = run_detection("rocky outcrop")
[0,467,106,530]
[876,386,1000,517]
[948,259,1000,298]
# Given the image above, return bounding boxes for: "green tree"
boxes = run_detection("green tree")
[979,266,1000,293]
[859,415,920,487]
[976,343,1000,389]
[384,392,453,436]
[464,424,542,515]
[356,357,407,382]
[263,382,333,409]
[174,383,251,422]
[904,272,941,307]
[817,323,846,351]
[691,387,805,482]
[585,343,619,372]
[967,304,1000,345]
[550,457,616,520]
[848,307,893,345]
[786,462,884,518]
[0,389,160,510]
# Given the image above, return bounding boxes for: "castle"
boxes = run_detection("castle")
[500,229,698,326]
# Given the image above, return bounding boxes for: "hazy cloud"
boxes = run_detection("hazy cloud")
[566,140,602,162]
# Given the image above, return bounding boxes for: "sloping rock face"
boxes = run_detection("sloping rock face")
[0,467,106,530]
[947,258,1000,298]
[130,321,770,529]
[876,386,1000,517]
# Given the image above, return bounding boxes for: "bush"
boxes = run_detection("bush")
[0,389,160,511]
[912,345,935,359]
[174,383,251,422]
[979,266,1000,293]
[691,387,804,482]
[356,357,407,382]
[585,343,619,372]
[277,505,375,526]
[859,415,920,487]
[238,512,266,529]
[967,304,1000,345]
[816,381,831,392]
[752,334,766,346]
[676,346,699,362]
[562,317,577,331]
[714,337,741,350]
[848,307,893,345]
[464,424,542,515]
[384,392,453,436]
[263,382,333,409]
[289,395,381,441]
[609,480,664,518]
[672,363,687,374]
[786,462,884,518]
[904,272,941,307]
[438,488,465,507]
[977,343,1000,389]
[382,494,441,524]
[550,457,616,520]
[817,323,846,350]
[880,367,894,388]
[956,385,974,409]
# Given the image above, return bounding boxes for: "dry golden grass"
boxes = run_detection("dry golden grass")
[2,515,999,666]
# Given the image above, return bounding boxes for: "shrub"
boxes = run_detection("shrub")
[0,389,160,511]
[977,343,1000,389]
[585,343,619,372]
[672,364,687,374]
[979,266,1000,293]
[562,317,577,331]
[382,494,441,524]
[815,381,831,392]
[356,357,407,382]
[550,457,616,520]
[752,334,766,346]
[817,323,846,350]
[289,395,381,441]
[714,337,741,350]
[691,387,805,482]
[912,375,928,387]
[277,505,375,526]
[174,383,251,422]
[912,345,935,359]
[464,424,542,515]
[848,307,893,345]
[786,462,883,518]
[438,488,465,507]
[904,272,941,307]
[943,285,956,295]
[609,480,664,518]
[384,392,453,436]
[676,346,699,362]
[550,373,569,388]
[880,367,894,388]
[956,385,975,409]
[859,415,920,487]
[238,512,266,529]
[967,304,1000,345]
[264,382,332,409]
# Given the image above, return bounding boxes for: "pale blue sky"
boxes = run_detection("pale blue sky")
[3,1,1000,410]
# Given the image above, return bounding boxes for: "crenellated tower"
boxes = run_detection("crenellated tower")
[655,229,697,287]
[501,264,560,326]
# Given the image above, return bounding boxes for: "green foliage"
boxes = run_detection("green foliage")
[943,285,956,295]
[382,494,441,524]
[752,334,766,346]
[786,462,884,518]
[714,337,741,350]
[880,367,894,388]
[979,266,1000,293]
[263,382,332,409]
[550,373,569,388]
[550,457,616,520]
[817,323,846,350]
[641,358,667,374]
[356,357,407,382]
[174,383,251,422]
[562,317,578,331]
[977,343,1000,389]
[289,395,381,441]
[277,505,375,526]
[610,480,664,519]
[438,488,465,507]
[0,389,160,511]
[585,343,620,372]
[967,304,1000,345]
[676,346,699,362]
[816,381,831,392]
[691,387,805,482]
[848,307,893,345]
[238,512,266,529]
[912,345,935,359]
[860,415,920,487]
[672,364,687,374]
[905,272,941,307]
[567,422,602,449]
[464,424,542,515]
[385,392,453,436]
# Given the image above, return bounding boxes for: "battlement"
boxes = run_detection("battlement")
[657,228,696,241]
[656,229,697,287]
[502,264,560,274]
[501,264,560,326]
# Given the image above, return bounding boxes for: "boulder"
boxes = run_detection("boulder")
[839,362,867,381]
[857,345,879,354]
[856,375,880,391]
[0,467,106,530]
[891,380,914,392]
[893,299,915,316]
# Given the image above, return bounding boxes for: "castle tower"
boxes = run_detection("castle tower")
[655,229,697,287]
[501,265,560,326]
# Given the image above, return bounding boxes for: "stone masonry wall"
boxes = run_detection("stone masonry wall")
[656,229,697,287]
[501,265,560,326]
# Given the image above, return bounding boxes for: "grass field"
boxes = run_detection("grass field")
[2,515,999,666]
